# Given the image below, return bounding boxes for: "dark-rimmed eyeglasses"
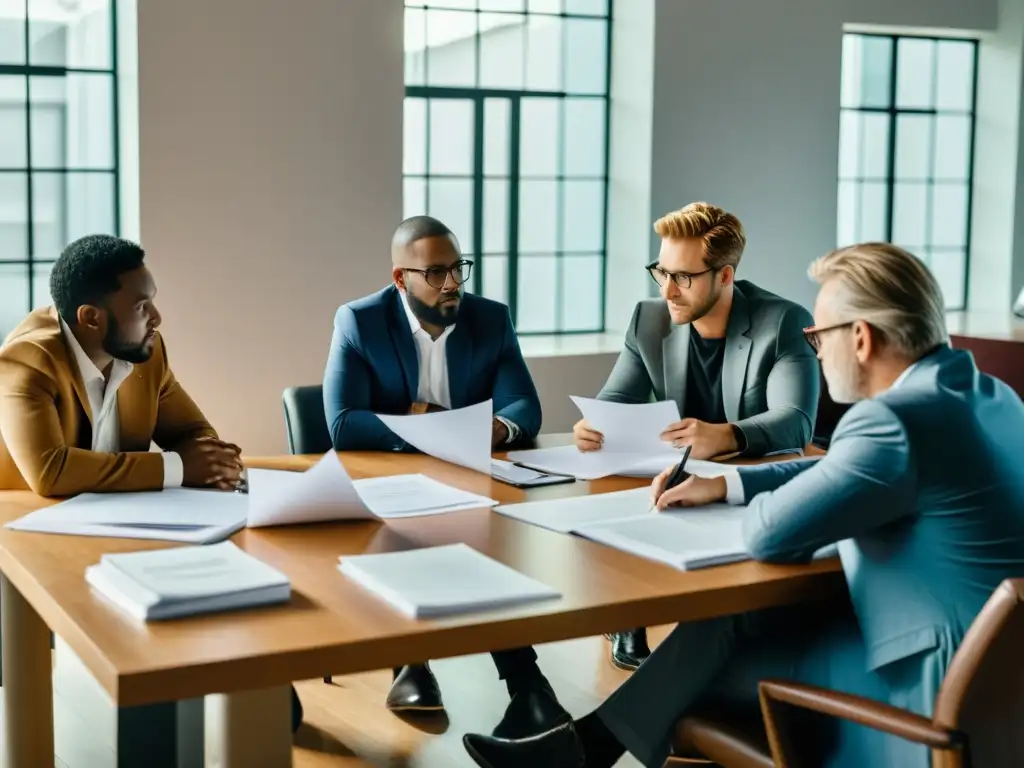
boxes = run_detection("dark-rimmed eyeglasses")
[646,262,717,290]
[403,260,474,290]
[803,321,855,351]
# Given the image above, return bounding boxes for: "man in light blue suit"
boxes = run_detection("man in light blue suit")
[461,242,1024,768]
[322,216,564,740]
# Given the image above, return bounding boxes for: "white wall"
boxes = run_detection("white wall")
[136,0,403,454]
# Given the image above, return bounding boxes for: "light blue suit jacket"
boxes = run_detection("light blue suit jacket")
[736,345,1024,697]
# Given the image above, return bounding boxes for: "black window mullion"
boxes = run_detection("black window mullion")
[508,96,521,325]
[883,37,899,244]
[24,0,34,310]
[472,96,484,295]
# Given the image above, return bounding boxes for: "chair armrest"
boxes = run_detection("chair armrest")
[758,680,963,749]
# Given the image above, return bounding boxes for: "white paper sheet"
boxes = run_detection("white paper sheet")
[494,487,653,533]
[506,444,682,480]
[616,455,731,479]
[377,400,493,475]
[353,474,497,518]
[570,396,682,455]
[246,452,375,527]
[5,488,249,543]
[337,542,561,618]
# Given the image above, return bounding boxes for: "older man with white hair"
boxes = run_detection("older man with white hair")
[461,243,1024,768]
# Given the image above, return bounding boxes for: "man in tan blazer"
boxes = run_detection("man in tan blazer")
[0,234,243,496]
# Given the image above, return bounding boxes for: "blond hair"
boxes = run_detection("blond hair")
[809,242,948,360]
[653,202,746,270]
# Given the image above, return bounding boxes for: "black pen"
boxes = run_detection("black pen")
[649,444,692,511]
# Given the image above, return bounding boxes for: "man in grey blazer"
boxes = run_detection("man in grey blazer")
[462,243,1024,768]
[581,202,821,670]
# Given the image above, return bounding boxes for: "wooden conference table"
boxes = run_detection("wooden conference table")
[0,437,844,767]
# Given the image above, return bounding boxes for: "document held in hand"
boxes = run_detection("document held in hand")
[376,400,493,475]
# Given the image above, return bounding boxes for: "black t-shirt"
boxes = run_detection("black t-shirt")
[685,329,726,425]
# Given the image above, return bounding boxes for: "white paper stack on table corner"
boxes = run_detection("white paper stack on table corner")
[377,400,493,475]
[507,397,719,480]
[337,542,561,618]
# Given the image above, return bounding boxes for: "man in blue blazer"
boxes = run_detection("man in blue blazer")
[322,216,562,739]
[323,217,541,452]
[461,243,1024,768]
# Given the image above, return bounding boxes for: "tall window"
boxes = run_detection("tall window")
[0,0,118,338]
[838,33,978,310]
[403,0,611,334]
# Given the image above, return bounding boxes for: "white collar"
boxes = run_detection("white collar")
[399,289,455,339]
[890,361,918,390]
[59,317,133,385]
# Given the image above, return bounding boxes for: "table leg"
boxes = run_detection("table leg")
[1,574,54,768]
[204,685,292,767]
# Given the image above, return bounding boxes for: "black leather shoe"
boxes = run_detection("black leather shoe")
[386,663,444,712]
[609,628,650,671]
[464,722,586,768]
[491,678,571,740]
[291,685,303,733]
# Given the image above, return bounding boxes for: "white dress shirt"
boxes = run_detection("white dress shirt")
[399,291,519,442]
[722,361,920,505]
[60,319,183,487]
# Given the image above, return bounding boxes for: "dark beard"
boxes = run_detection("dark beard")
[407,287,460,328]
[102,314,153,364]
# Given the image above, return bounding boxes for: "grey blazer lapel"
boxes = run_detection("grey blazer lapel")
[722,285,753,423]
[662,323,690,413]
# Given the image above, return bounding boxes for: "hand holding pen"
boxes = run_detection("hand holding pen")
[649,444,729,510]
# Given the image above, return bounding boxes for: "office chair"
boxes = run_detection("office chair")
[281,385,334,684]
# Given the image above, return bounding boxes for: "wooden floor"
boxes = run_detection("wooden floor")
[292,626,676,767]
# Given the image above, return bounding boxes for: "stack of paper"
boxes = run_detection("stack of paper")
[85,541,290,620]
[495,489,837,570]
[6,489,249,543]
[337,543,561,618]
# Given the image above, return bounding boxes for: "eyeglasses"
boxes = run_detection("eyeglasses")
[803,321,855,351]
[646,262,717,290]
[403,260,474,290]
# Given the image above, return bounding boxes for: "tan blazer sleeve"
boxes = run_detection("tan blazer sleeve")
[152,336,218,452]
[0,357,164,497]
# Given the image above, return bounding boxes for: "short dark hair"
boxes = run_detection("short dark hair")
[50,235,147,324]
[391,215,458,251]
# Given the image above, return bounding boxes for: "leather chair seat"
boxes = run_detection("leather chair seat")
[673,712,772,768]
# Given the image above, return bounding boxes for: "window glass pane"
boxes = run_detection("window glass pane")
[484,98,510,176]
[428,99,474,175]
[858,181,888,241]
[860,113,890,179]
[516,255,557,332]
[480,0,524,10]
[528,0,561,12]
[483,178,508,252]
[426,10,477,87]
[427,178,473,250]
[561,179,603,251]
[837,181,857,245]
[33,172,115,259]
[837,111,860,179]
[403,98,427,175]
[841,35,892,109]
[0,173,28,260]
[929,249,966,309]
[525,15,562,91]
[933,115,970,180]
[403,177,426,219]
[564,18,606,94]
[0,76,27,167]
[518,180,557,251]
[896,38,935,110]
[935,40,974,111]
[892,182,927,246]
[31,74,113,169]
[404,8,427,85]
[32,260,53,308]
[0,1,26,65]
[481,253,508,305]
[29,0,111,69]
[559,254,601,331]
[480,14,525,89]
[520,98,559,176]
[931,183,967,247]
[565,0,607,14]
[895,114,931,181]
[0,263,28,339]
[563,98,604,177]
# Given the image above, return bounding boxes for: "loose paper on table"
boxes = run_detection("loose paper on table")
[377,400,493,475]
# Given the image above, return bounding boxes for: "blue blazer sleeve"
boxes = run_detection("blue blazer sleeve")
[322,306,407,452]
[491,308,542,438]
[739,399,915,563]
